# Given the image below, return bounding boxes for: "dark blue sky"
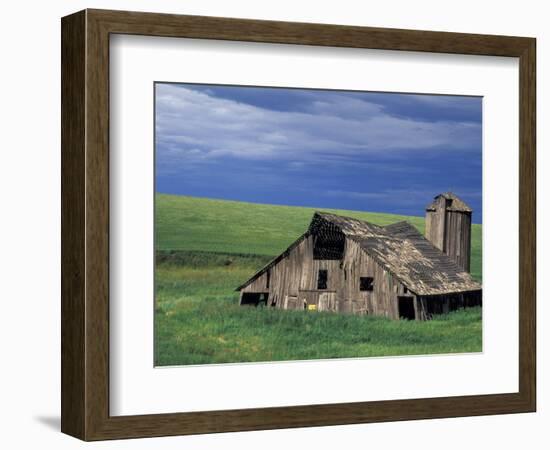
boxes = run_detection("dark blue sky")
[155,83,482,223]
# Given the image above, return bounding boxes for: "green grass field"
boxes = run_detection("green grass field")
[154,194,482,366]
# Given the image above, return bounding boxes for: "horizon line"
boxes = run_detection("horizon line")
[155,191,482,225]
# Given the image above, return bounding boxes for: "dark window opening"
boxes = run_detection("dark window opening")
[266,269,271,289]
[422,292,482,317]
[313,233,345,260]
[241,292,269,307]
[404,287,408,294]
[359,277,374,291]
[398,296,416,320]
[317,270,328,290]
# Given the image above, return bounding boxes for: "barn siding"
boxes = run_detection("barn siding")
[240,271,269,294]
[341,239,412,319]
[444,210,472,272]
[425,196,447,251]
[240,234,414,319]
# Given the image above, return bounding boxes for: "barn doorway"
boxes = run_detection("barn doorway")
[398,296,416,320]
[241,292,269,307]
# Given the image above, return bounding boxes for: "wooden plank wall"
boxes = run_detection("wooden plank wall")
[444,211,472,272]
[425,196,447,251]
[241,234,414,319]
[341,239,411,319]
[240,272,269,294]
[241,236,312,308]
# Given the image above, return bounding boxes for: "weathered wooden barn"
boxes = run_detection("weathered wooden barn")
[237,193,481,320]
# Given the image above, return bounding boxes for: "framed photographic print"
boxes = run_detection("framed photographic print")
[61,9,536,441]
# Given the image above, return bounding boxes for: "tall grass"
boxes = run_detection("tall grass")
[155,251,482,366]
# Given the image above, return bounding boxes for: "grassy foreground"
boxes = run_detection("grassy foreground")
[155,252,482,366]
[154,194,483,366]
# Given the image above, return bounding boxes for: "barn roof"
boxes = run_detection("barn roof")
[237,212,481,296]
[312,212,480,296]
[426,192,472,213]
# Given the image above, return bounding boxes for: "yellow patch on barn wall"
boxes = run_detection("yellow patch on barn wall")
[307,304,317,311]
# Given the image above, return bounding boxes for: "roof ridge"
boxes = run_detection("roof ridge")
[383,220,413,227]
[313,211,384,229]
[425,192,473,212]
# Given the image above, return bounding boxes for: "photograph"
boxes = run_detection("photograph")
[154,82,483,366]
[2,1,536,445]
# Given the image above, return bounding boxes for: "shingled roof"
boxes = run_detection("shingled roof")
[311,212,480,296]
[237,212,481,296]
[426,192,472,213]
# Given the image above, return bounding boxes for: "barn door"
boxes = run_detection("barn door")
[318,292,335,311]
[398,296,416,320]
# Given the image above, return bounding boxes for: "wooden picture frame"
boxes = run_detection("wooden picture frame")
[61,9,536,441]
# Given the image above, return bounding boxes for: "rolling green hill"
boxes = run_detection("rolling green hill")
[155,193,481,281]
